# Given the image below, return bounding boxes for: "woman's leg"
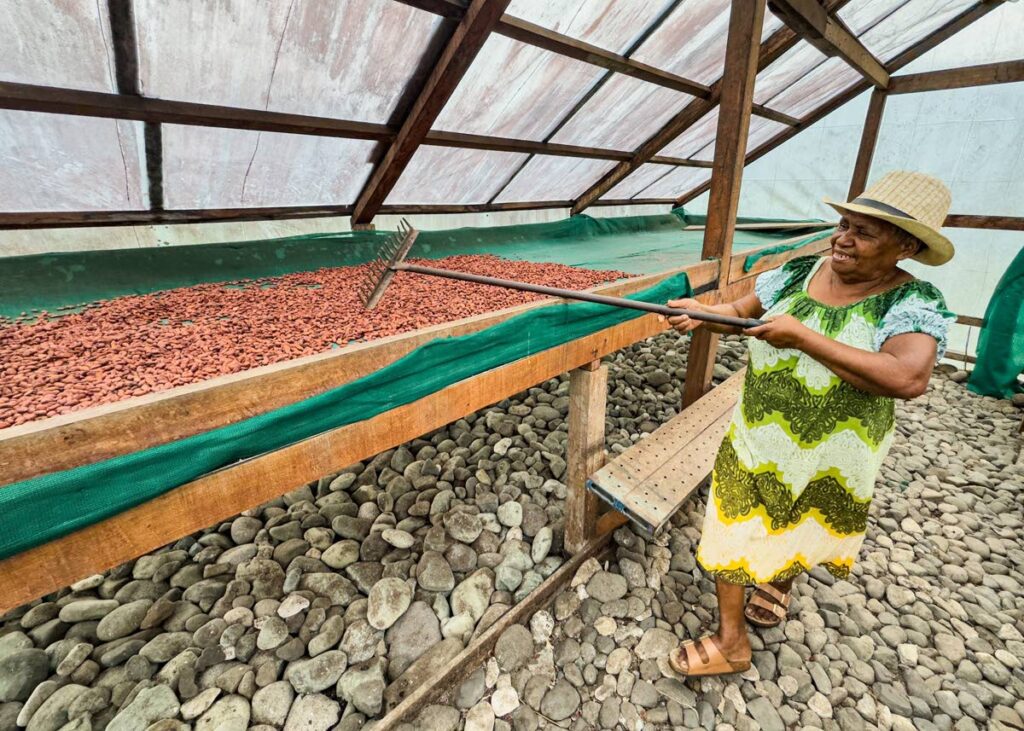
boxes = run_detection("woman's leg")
[746,576,795,624]
[714,578,752,659]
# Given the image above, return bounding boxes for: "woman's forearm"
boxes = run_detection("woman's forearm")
[796,330,927,399]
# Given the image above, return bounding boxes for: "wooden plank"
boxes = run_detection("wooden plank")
[770,0,889,87]
[682,0,765,409]
[565,363,608,553]
[676,2,1006,207]
[0,304,676,613]
[955,314,985,328]
[943,349,977,364]
[888,59,1024,94]
[944,214,1024,231]
[684,221,833,231]
[351,0,512,223]
[848,88,887,199]
[0,260,720,486]
[373,527,615,728]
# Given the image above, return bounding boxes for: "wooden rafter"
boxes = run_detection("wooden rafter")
[674,0,1006,207]
[848,88,887,198]
[888,59,1024,94]
[769,0,889,87]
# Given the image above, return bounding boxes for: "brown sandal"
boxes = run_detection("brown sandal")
[668,635,751,677]
[744,583,791,628]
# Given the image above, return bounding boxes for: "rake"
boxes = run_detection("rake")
[359,219,765,329]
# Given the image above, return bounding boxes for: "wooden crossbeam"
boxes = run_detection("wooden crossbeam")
[944,214,1024,231]
[888,59,1024,94]
[351,0,513,224]
[769,0,889,87]
[848,88,887,198]
[675,1,1006,207]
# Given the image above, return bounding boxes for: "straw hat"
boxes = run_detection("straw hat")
[823,171,954,265]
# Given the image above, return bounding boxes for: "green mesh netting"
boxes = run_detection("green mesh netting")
[0,209,825,318]
[742,229,833,272]
[968,247,1024,399]
[0,272,692,559]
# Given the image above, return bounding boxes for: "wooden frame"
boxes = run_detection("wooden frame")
[887,59,1024,95]
[0,237,828,612]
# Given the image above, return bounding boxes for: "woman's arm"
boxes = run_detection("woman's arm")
[666,292,765,335]
[744,315,937,399]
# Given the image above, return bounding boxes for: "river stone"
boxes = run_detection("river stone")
[382,529,416,549]
[283,693,340,731]
[195,694,250,731]
[181,688,221,721]
[452,569,494,622]
[337,660,386,716]
[385,601,442,680]
[495,625,534,672]
[0,649,49,702]
[341,620,381,664]
[24,684,87,731]
[445,511,483,543]
[257,616,289,650]
[530,527,552,563]
[251,681,293,726]
[107,684,180,731]
[586,572,628,602]
[497,502,523,528]
[636,628,678,660]
[417,552,456,593]
[299,573,358,606]
[416,704,461,731]
[747,696,785,731]
[284,651,347,693]
[491,686,520,716]
[96,599,152,641]
[368,578,413,630]
[321,541,360,570]
[540,679,580,721]
[57,600,119,623]
[383,638,464,712]
[465,700,495,731]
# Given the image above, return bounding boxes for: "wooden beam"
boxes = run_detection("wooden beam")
[769,0,889,87]
[888,59,1024,94]
[955,314,985,328]
[351,0,512,223]
[848,88,887,198]
[675,1,1006,207]
[0,260,720,486]
[944,214,1024,231]
[0,297,687,612]
[726,232,833,283]
[682,0,766,409]
[565,362,608,553]
[751,103,801,127]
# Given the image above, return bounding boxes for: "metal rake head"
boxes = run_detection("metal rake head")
[358,218,418,310]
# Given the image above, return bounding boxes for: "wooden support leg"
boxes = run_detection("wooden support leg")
[565,360,608,554]
[681,329,720,408]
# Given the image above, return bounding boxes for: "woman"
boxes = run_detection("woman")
[664,171,956,676]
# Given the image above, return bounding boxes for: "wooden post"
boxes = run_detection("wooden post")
[565,360,608,554]
[848,88,887,199]
[681,0,766,409]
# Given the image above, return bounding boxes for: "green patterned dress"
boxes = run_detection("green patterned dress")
[697,255,954,585]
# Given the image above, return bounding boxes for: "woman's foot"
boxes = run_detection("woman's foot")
[744,581,792,627]
[668,633,752,677]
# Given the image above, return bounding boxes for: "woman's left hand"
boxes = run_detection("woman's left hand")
[743,315,811,349]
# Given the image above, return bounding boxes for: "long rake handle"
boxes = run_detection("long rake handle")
[394,263,765,329]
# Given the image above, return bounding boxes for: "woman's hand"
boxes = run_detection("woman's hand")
[743,315,811,349]
[666,298,707,334]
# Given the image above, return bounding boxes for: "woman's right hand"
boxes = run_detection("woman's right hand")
[666,298,706,334]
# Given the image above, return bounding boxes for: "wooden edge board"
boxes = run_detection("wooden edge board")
[369,531,616,729]
[727,235,832,283]
[0,260,719,485]
[0,310,667,613]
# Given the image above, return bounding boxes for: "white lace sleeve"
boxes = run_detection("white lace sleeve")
[754,266,791,310]
[874,293,955,361]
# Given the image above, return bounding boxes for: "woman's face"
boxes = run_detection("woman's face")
[830,212,919,281]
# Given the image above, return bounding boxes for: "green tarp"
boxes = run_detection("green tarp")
[968,246,1024,399]
[0,272,692,559]
[0,208,824,318]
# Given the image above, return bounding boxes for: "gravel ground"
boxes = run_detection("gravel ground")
[1,332,1021,731]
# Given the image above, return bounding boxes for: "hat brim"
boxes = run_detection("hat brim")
[822,198,954,266]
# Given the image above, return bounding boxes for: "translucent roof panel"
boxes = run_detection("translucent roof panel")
[760,57,862,119]
[136,0,443,123]
[859,0,977,63]
[495,156,616,203]
[2,0,115,92]
[631,0,783,85]
[633,166,711,199]
[550,76,692,151]
[899,2,1024,74]
[657,108,720,159]
[601,164,678,200]
[0,112,146,211]
[432,35,603,140]
[689,117,789,161]
[162,126,377,209]
[505,0,679,53]
[838,0,910,35]
[386,147,528,205]
[753,42,828,107]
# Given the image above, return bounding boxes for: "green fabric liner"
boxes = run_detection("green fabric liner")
[0,272,692,559]
[741,229,834,272]
[968,246,1024,399]
[0,209,825,318]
